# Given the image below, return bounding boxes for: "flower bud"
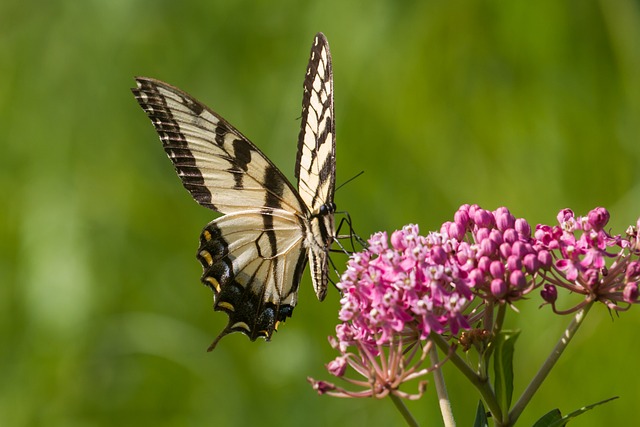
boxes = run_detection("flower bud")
[456,242,471,265]
[490,229,504,246]
[490,261,505,278]
[515,218,531,237]
[495,207,515,231]
[454,207,470,230]
[623,282,639,303]
[478,256,492,273]
[499,242,512,258]
[503,228,518,244]
[625,261,640,280]
[491,278,507,298]
[587,207,609,231]
[474,209,495,228]
[390,230,407,251]
[507,255,522,272]
[448,222,466,241]
[468,204,479,219]
[311,380,336,394]
[327,356,348,377]
[523,253,540,273]
[537,250,552,269]
[541,284,557,303]
[512,241,527,258]
[480,237,497,257]
[475,227,490,242]
[510,270,526,289]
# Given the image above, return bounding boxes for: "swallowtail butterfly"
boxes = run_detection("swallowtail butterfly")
[132,33,336,350]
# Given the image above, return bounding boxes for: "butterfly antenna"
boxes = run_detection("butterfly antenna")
[335,170,364,193]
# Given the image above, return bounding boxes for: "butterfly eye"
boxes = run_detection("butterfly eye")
[319,203,336,216]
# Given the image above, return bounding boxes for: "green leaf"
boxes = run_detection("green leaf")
[559,397,619,427]
[532,409,564,427]
[473,400,489,427]
[532,397,618,427]
[493,330,520,414]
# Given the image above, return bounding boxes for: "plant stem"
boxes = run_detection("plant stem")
[431,333,503,422]
[429,345,456,427]
[389,393,420,427]
[483,303,507,374]
[508,302,593,424]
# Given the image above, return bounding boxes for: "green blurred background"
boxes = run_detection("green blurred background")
[2,0,640,426]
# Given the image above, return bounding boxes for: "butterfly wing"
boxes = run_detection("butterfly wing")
[295,33,336,301]
[132,77,312,348]
[198,209,307,350]
[296,33,336,213]
[132,77,305,216]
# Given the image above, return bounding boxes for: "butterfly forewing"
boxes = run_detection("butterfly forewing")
[131,32,336,349]
[132,78,305,215]
[296,33,336,302]
[296,33,336,212]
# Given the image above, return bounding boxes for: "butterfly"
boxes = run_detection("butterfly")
[131,33,336,350]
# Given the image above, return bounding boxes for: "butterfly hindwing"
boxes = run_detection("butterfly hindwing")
[131,32,336,349]
[198,209,308,350]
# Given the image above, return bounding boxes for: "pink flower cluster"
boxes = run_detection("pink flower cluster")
[309,205,640,398]
[535,207,640,312]
[334,205,551,353]
[441,205,548,303]
[336,224,472,351]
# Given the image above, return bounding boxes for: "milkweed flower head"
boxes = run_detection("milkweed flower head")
[535,207,640,313]
[309,205,640,399]
[336,225,473,350]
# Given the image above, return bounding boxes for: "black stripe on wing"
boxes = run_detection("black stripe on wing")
[132,78,214,209]
[132,77,306,215]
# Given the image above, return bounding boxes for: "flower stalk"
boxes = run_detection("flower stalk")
[389,393,420,427]
[508,303,593,424]
[429,345,455,427]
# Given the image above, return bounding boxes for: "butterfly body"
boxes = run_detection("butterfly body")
[132,33,335,349]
